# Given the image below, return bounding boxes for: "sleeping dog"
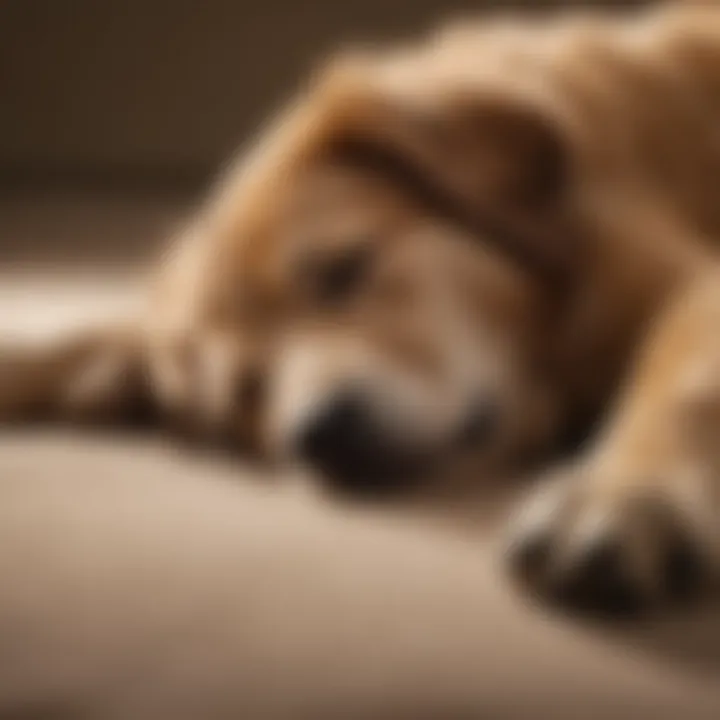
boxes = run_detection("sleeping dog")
[3,2,720,616]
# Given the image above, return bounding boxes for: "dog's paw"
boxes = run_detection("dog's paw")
[504,465,719,618]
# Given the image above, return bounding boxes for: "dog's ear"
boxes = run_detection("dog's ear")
[315,55,575,280]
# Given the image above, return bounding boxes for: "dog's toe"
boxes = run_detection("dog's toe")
[507,526,554,583]
[662,525,706,602]
[552,534,646,617]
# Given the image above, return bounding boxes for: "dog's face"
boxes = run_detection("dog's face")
[159,51,575,495]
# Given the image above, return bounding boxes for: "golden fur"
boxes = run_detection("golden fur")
[3,2,720,615]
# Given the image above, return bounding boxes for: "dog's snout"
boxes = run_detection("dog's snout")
[296,392,424,496]
[297,392,371,470]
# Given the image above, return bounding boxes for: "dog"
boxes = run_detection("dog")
[3,2,720,616]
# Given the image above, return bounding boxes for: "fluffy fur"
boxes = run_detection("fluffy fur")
[4,1,720,615]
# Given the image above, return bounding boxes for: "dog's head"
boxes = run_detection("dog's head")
[157,46,580,496]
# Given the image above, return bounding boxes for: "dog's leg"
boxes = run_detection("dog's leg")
[0,325,153,427]
[507,271,720,616]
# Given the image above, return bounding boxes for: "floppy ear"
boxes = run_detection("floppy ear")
[0,325,153,426]
[316,57,575,280]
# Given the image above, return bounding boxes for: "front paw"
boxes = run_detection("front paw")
[505,465,718,618]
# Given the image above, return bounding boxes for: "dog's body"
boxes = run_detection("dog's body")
[4,2,720,615]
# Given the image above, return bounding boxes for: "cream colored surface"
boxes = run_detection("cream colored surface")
[1,194,719,719]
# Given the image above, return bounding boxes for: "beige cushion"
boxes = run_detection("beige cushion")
[0,432,719,719]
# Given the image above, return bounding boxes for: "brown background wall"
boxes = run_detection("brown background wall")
[0,0,650,186]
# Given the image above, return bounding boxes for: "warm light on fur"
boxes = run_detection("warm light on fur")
[3,2,720,615]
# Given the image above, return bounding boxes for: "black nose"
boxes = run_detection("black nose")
[297,392,424,496]
[457,398,501,448]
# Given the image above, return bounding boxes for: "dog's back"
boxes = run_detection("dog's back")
[426,6,717,241]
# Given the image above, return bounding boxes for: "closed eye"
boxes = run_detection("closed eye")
[309,244,375,304]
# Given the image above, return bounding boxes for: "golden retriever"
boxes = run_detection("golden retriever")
[3,2,720,616]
